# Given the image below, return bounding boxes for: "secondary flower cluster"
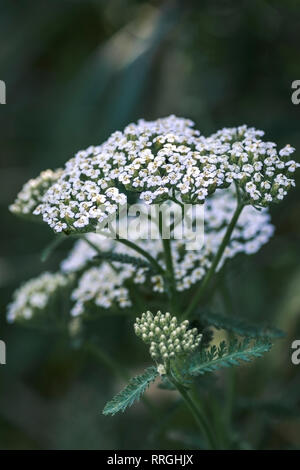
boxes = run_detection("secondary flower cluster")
[7,272,70,322]
[210,125,298,206]
[134,311,202,366]
[60,188,274,312]
[9,169,62,217]
[10,116,297,234]
[70,264,132,317]
[8,183,275,323]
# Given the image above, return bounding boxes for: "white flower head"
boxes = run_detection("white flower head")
[210,125,298,206]
[7,272,71,322]
[12,119,298,235]
[9,168,63,217]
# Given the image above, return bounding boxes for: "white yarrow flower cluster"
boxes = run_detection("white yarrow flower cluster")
[9,169,62,217]
[70,264,132,317]
[34,117,299,235]
[7,272,70,322]
[210,125,299,206]
[7,117,298,331]
[134,311,202,367]
[11,117,298,235]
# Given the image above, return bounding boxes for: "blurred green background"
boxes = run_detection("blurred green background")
[0,0,300,449]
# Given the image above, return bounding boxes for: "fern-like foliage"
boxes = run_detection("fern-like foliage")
[199,311,284,339]
[188,338,272,376]
[103,366,158,416]
[93,253,155,272]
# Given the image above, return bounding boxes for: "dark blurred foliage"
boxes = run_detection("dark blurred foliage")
[0,0,300,449]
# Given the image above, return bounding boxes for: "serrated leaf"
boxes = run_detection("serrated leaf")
[103,366,158,416]
[199,311,284,339]
[188,338,272,377]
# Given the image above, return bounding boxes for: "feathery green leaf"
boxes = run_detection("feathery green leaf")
[103,366,158,416]
[188,338,272,376]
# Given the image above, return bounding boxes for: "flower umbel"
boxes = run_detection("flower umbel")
[134,311,202,369]
[27,117,298,235]
[9,168,62,217]
[7,271,71,322]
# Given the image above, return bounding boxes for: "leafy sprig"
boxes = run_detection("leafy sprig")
[187,338,272,376]
[103,366,158,416]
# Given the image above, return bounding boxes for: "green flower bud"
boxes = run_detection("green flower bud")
[134,310,202,366]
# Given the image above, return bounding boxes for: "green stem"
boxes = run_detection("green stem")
[220,278,237,448]
[171,380,217,449]
[170,195,185,211]
[183,202,245,319]
[208,395,227,449]
[223,329,236,448]
[82,236,105,256]
[79,233,164,276]
[116,237,165,276]
[82,236,121,273]
[162,238,179,315]
[158,207,179,315]
[225,368,235,431]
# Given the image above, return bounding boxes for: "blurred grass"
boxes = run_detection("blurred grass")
[0,0,300,449]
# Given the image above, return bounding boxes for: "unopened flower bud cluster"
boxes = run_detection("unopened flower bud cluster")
[134,311,202,364]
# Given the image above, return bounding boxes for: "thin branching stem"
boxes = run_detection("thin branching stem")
[82,235,105,255]
[171,379,217,449]
[78,231,165,276]
[162,238,179,315]
[115,237,165,275]
[182,201,245,319]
